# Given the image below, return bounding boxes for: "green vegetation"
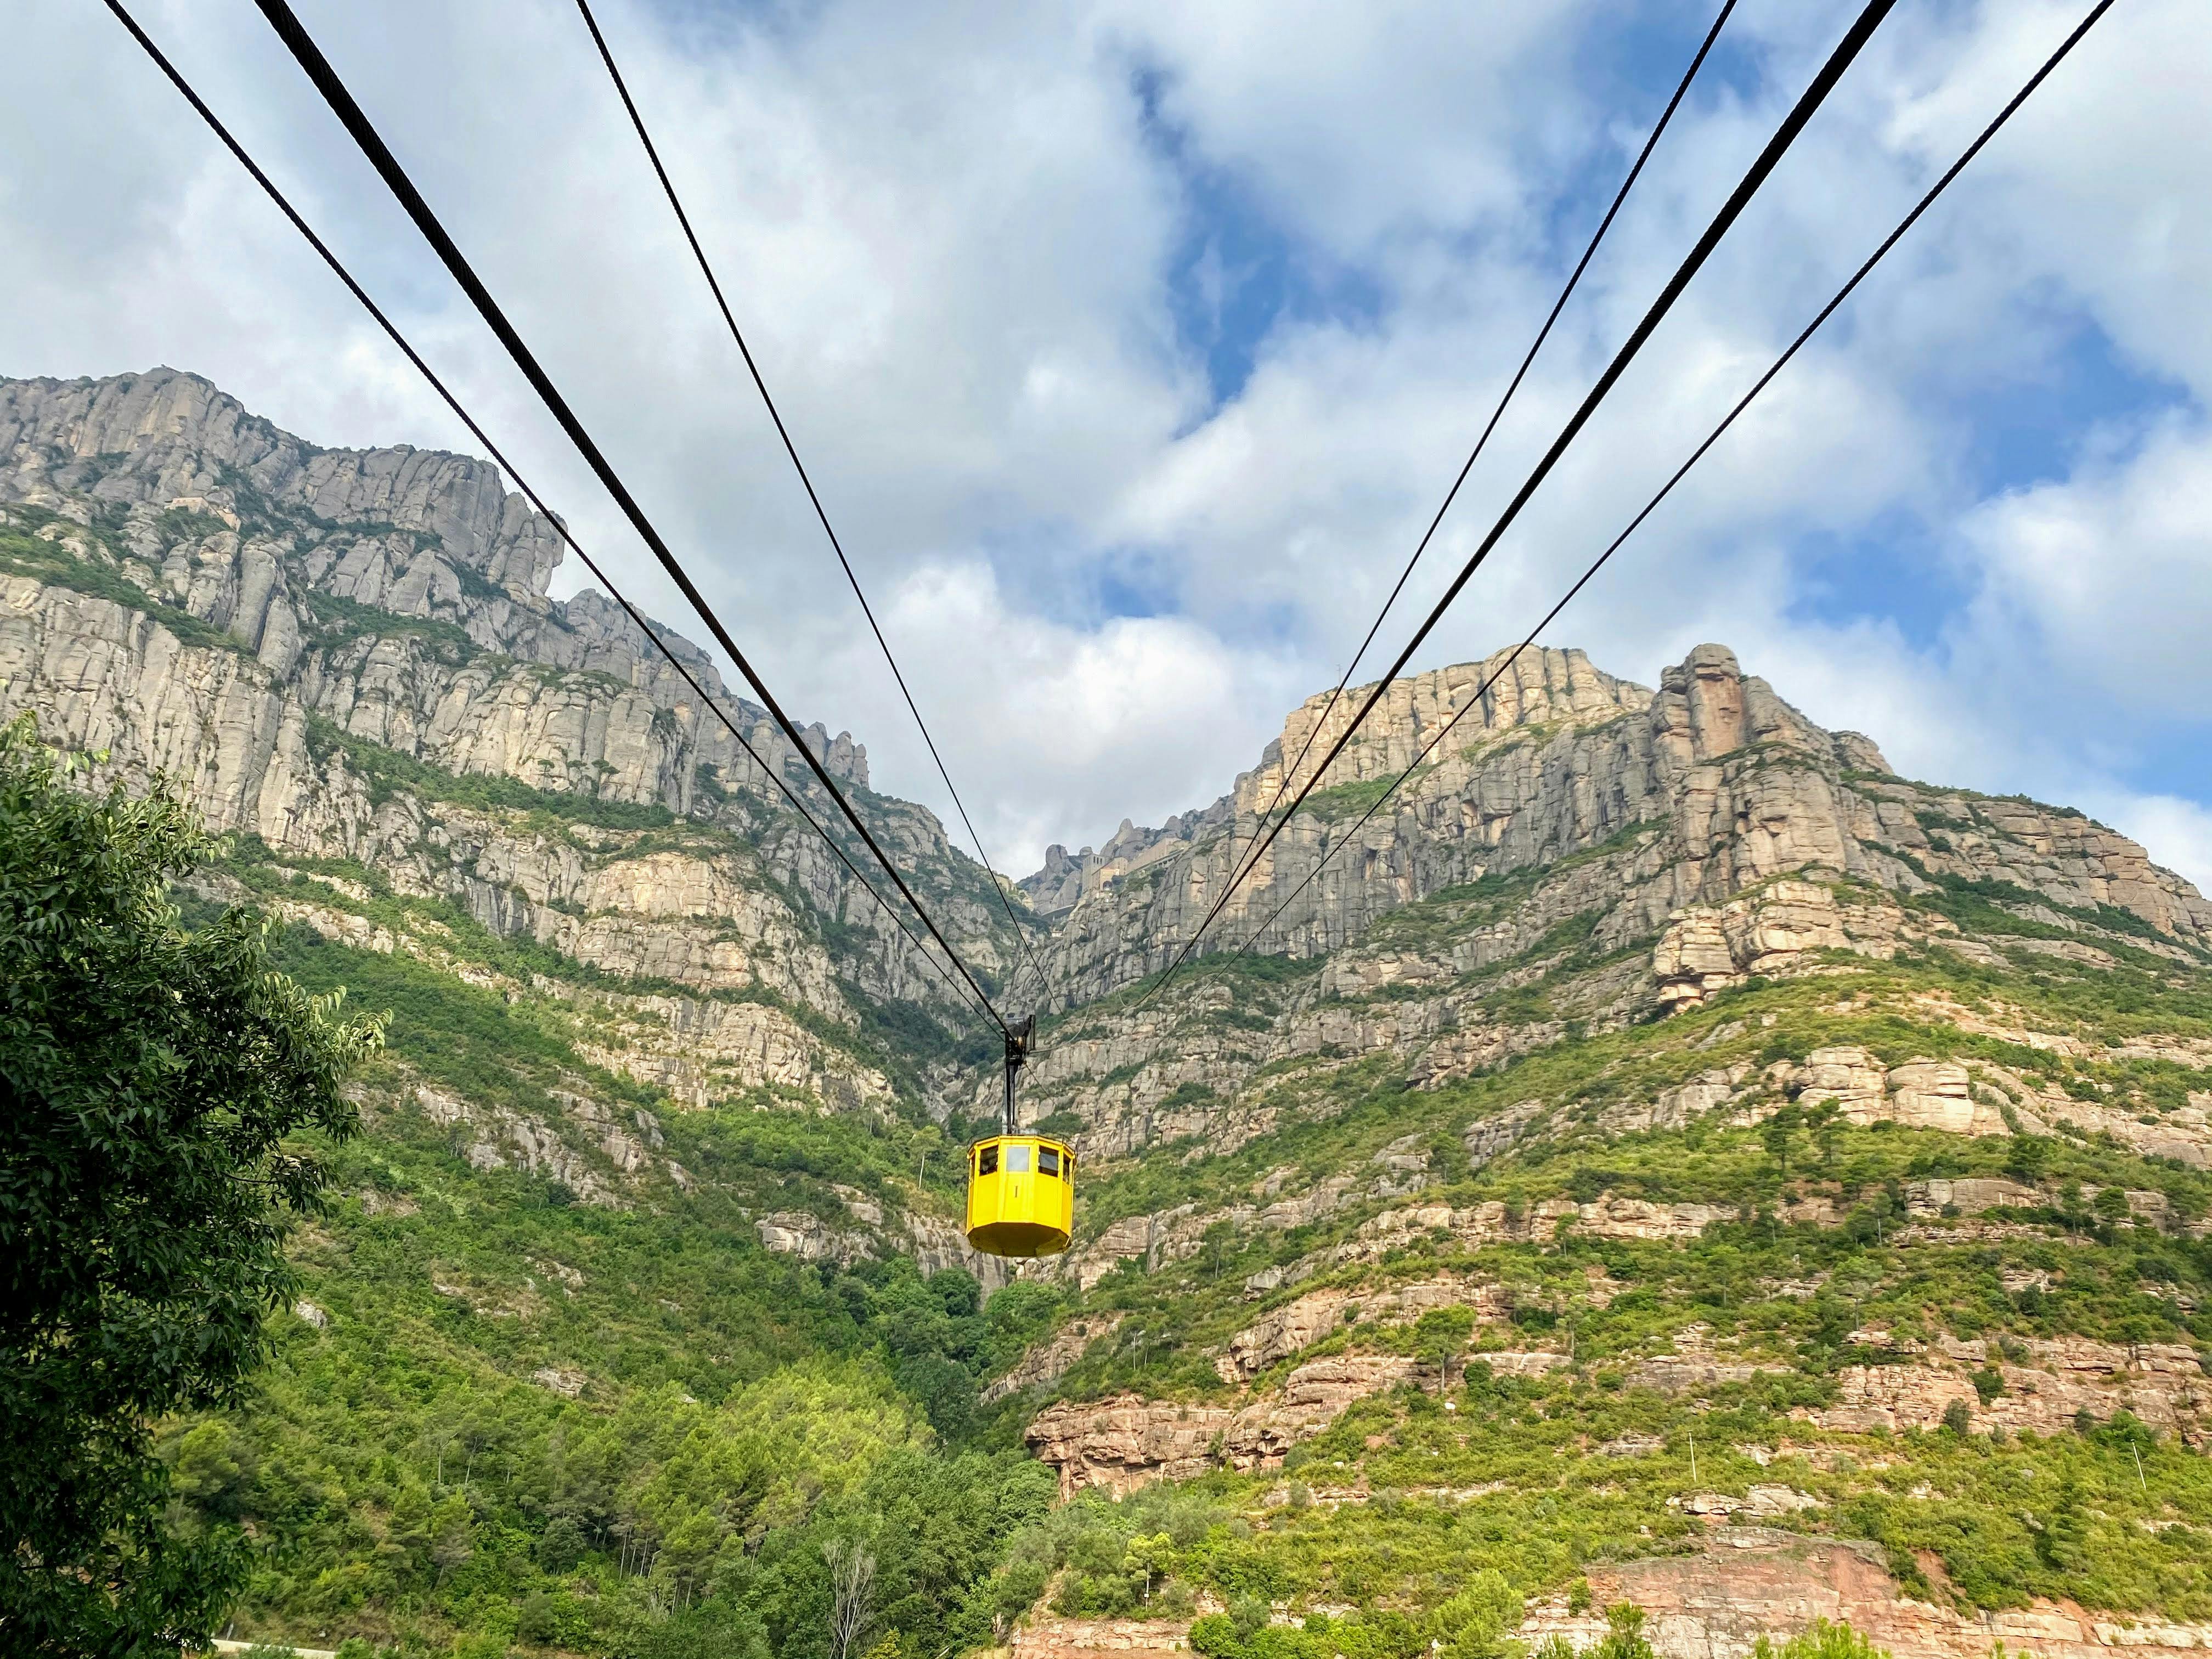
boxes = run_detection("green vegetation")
[916,874,2212,1635]
[270,919,646,1121]
[104,878,1053,1654]
[304,716,678,830]
[1755,1623,1890,1659]
[0,714,377,1652]
[1897,856,2212,968]
[1359,819,1663,956]
[1294,766,1435,822]
[305,590,483,663]
[0,515,260,662]
[162,1078,1063,1656]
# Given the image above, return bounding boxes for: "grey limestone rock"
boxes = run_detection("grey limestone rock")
[1019,639,2212,1006]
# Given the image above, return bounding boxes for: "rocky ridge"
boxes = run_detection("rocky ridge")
[1022,642,2209,1007]
[0,372,1017,1026]
[14,371,2212,1288]
[0,367,1041,1285]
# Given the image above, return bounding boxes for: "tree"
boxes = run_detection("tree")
[1763,1103,1804,1177]
[1595,1604,1658,1659]
[1123,1532,1174,1608]
[0,716,379,1654]
[823,1537,877,1659]
[1753,1620,1889,1659]
[1430,1568,1523,1659]
[2004,1133,2051,1183]
[2034,1475,2089,1572]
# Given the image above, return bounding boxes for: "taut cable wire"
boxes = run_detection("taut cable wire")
[248,0,1009,1034]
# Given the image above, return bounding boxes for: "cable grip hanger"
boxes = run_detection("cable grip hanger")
[1002,1014,1036,1136]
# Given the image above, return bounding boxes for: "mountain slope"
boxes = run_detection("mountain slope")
[6,370,2212,1659]
[983,641,2212,1658]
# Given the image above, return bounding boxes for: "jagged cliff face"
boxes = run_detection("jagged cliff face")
[980,639,2210,1185]
[12,371,2204,1083]
[0,367,1032,1281]
[0,368,566,601]
[0,370,1017,1009]
[1024,642,2210,1008]
[12,365,2212,1262]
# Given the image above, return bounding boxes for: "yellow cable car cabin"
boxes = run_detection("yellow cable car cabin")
[966,1015,1073,1259]
[964,1134,1073,1257]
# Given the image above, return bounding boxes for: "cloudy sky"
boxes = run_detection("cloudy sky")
[9,0,2208,886]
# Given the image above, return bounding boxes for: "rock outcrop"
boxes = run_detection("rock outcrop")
[1802,1336,2208,1442]
[1521,1530,2212,1659]
[1220,1276,1508,1381]
[1025,1350,1567,1497]
[1023,642,2211,1007]
[0,371,1017,1042]
[405,1081,682,1207]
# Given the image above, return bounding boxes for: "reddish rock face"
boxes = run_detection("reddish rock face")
[1219,1275,1511,1382]
[1525,1531,2212,1659]
[1678,643,1750,763]
[1003,1532,2212,1659]
[1024,1356,1438,1498]
[1011,1617,1194,1659]
[1027,1348,1583,1498]
[984,1314,1124,1405]
[1024,1395,1232,1499]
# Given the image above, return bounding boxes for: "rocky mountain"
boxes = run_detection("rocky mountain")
[9,369,2212,1659]
[1023,642,2208,1005]
[1,365,1030,1127]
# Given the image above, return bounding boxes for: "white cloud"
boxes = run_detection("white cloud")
[1099,0,1601,256]
[827,561,1297,873]
[1883,0,2212,402]
[1956,415,2212,717]
[0,0,2205,891]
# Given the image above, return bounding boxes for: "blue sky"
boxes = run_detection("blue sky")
[4,0,2207,883]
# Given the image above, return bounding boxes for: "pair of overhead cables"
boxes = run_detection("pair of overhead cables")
[244,0,1014,1036]
[101,0,1008,1037]
[1234,0,1738,882]
[571,0,1052,1007]
[1231,0,2118,961]
[1140,0,1899,1005]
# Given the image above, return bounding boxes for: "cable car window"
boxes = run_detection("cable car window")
[978,1144,998,1176]
[1004,1144,1032,1173]
[1039,1147,1061,1177]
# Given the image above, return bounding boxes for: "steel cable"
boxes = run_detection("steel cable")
[1140,0,1898,1006]
[101,0,1002,1034]
[573,0,1052,1005]
[247,0,1009,1034]
[1232,0,2119,963]
[1241,0,1738,878]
